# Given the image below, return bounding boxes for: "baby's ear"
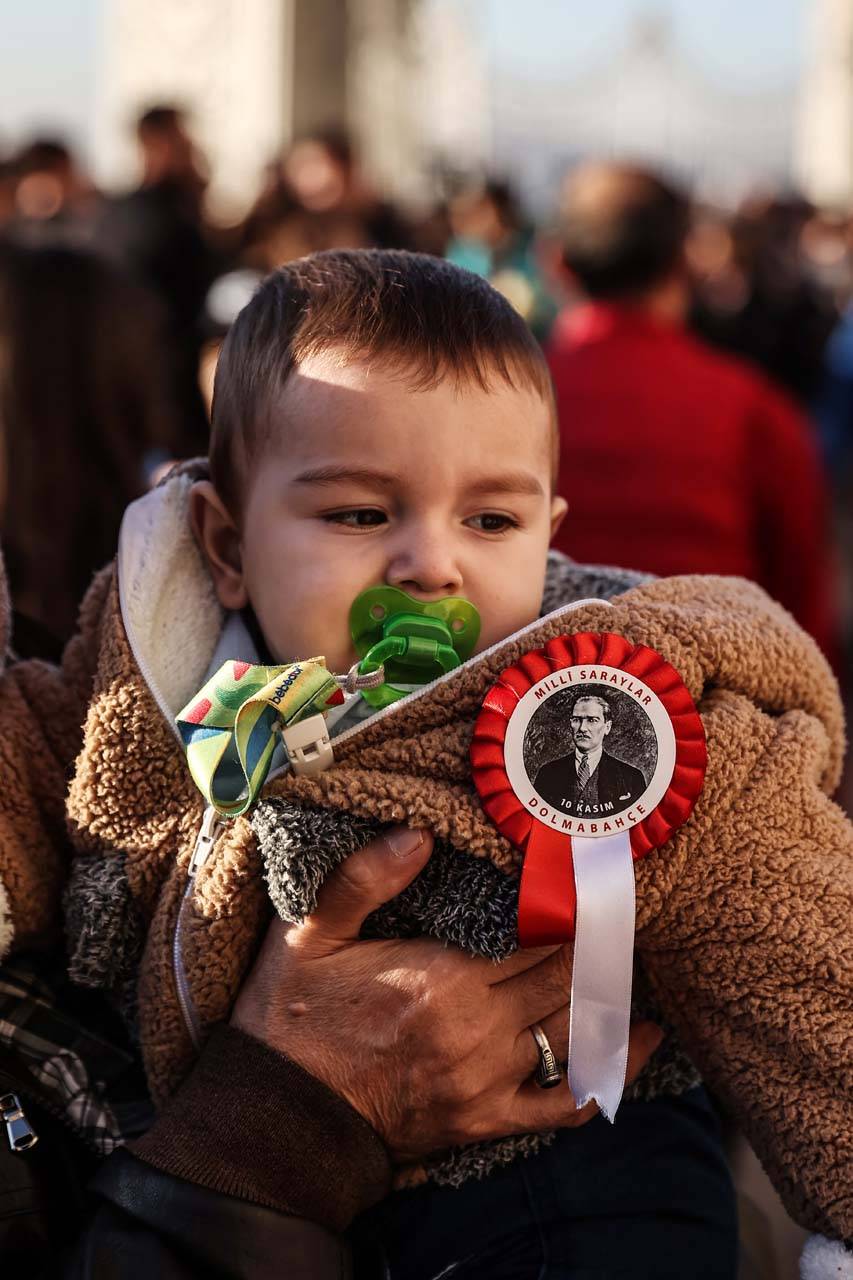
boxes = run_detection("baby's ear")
[189,481,249,611]
[550,494,568,540]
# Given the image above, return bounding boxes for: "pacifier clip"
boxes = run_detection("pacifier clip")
[177,587,482,817]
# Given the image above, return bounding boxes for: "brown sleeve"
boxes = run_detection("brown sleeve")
[131,1023,392,1232]
[0,561,111,957]
[637,689,853,1242]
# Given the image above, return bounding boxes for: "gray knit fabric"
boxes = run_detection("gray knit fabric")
[425,1131,558,1189]
[63,852,145,1031]
[539,553,652,617]
[256,801,518,960]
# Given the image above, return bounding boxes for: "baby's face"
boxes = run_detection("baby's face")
[198,351,566,674]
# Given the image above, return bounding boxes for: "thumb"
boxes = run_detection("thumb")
[304,826,434,949]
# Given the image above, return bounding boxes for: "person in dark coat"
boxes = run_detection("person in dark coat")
[97,106,216,453]
[534,694,646,816]
[0,244,189,653]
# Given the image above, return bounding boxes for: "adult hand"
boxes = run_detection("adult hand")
[232,826,662,1162]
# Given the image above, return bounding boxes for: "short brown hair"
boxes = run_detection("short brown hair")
[210,249,556,514]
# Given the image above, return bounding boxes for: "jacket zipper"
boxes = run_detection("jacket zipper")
[173,805,224,1050]
[0,1059,99,1155]
[1,1091,38,1153]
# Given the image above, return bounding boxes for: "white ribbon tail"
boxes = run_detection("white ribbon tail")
[567,831,636,1122]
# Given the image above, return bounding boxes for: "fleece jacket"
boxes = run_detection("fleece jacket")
[0,464,850,1258]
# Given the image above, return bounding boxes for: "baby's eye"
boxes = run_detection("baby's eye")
[467,512,520,534]
[323,508,388,528]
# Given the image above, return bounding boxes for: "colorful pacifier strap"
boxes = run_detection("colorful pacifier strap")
[176,659,344,817]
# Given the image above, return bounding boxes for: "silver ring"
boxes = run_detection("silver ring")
[529,1022,563,1089]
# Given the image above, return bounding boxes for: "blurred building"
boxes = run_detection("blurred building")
[95,0,287,219]
[795,0,853,208]
[491,15,796,214]
[94,0,488,218]
[411,0,491,178]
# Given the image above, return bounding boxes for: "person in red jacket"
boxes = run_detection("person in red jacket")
[547,162,837,661]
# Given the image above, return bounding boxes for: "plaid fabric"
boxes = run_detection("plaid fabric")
[0,952,151,1155]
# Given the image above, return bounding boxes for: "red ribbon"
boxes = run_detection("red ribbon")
[470,631,707,946]
[518,826,577,945]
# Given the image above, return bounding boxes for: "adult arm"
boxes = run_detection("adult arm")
[0,553,110,959]
[66,1029,374,1280]
[637,689,853,1267]
[71,827,661,1278]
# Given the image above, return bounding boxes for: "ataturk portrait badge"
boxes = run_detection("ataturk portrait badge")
[471,630,706,1121]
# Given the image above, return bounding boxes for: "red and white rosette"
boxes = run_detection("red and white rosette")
[471,631,706,1120]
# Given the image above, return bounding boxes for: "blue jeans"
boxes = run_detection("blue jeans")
[351,1088,738,1279]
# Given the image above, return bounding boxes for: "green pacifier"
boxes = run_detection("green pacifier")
[349,587,481,709]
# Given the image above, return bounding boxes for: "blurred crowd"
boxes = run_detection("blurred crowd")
[1,104,851,765]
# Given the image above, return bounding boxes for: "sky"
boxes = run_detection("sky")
[0,0,99,157]
[0,0,808,163]
[475,0,807,89]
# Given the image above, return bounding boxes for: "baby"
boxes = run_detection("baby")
[2,251,849,1279]
[185,252,736,1273]
[190,252,566,677]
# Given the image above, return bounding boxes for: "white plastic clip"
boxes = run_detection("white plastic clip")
[281,713,334,777]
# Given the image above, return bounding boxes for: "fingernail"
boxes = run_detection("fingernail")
[384,826,426,858]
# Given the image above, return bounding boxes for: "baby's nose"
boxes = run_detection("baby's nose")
[386,560,461,599]
[386,534,463,599]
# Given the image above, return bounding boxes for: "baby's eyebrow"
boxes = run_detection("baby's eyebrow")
[290,465,544,498]
[464,472,545,499]
[291,465,397,489]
